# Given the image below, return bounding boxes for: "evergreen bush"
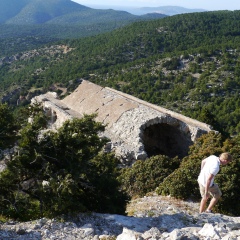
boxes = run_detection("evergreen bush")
[119,155,180,198]
[0,109,127,220]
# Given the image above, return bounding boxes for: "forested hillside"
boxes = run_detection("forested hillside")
[0,0,166,41]
[1,10,240,135]
[1,0,90,24]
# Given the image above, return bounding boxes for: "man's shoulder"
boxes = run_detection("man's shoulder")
[208,155,220,171]
[206,155,220,167]
[207,155,218,161]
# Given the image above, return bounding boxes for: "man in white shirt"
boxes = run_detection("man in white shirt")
[198,152,232,213]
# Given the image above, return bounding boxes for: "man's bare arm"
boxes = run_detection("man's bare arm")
[201,158,207,170]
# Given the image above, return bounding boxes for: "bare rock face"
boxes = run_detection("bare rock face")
[1,195,240,239]
[32,80,213,164]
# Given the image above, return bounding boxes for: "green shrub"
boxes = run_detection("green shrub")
[119,155,180,198]
[213,135,240,215]
[0,112,127,220]
[0,103,18,150]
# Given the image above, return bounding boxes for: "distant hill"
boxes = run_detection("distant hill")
[130,6,206,16]
[0,0,166,39]
[140,13,168,20]
[1,0,90,24]
[0,0,167,25]
[46,9,138,25]
[0,0,29,23]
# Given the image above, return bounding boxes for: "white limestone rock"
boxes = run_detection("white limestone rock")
[116,227,141,240]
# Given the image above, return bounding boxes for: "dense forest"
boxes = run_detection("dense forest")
[1,10,239,135]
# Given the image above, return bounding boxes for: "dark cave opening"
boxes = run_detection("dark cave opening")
[142,123,192,159]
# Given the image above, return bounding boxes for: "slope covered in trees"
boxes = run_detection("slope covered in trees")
[0,0,166,40]
[0,10,240,135]
[1,0,90,24]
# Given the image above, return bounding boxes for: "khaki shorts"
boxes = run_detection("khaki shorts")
[199,182,222,198]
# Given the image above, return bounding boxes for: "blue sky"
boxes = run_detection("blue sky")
[72,0,240,11]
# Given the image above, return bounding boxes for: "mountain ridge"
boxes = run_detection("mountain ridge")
[83,4,206,16]
[0,0,166,25]
[0,0,166,39]
[138,5,206,16]
[2,0,92,24]
[0,0,29,23]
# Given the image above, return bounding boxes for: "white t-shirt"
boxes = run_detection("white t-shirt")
[198,155,220,187]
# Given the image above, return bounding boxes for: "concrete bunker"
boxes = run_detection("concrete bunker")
[142,123,192,159]
[32,80,213,163]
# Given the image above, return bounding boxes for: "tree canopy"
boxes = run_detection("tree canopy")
[0,104,18,150]
[0,108,126,220]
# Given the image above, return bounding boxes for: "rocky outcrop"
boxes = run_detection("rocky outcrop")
[0,195,239,239]
[32,80,213,163]
[0,45,73,67]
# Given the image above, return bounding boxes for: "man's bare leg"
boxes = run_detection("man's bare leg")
[206,197,219,212]
[199,197,208,213]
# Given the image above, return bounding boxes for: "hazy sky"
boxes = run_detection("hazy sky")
[72,0,240,11]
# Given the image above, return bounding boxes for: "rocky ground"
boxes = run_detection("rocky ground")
[0,194,240,239]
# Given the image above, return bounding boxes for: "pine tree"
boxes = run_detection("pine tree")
[0,108,126,220]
